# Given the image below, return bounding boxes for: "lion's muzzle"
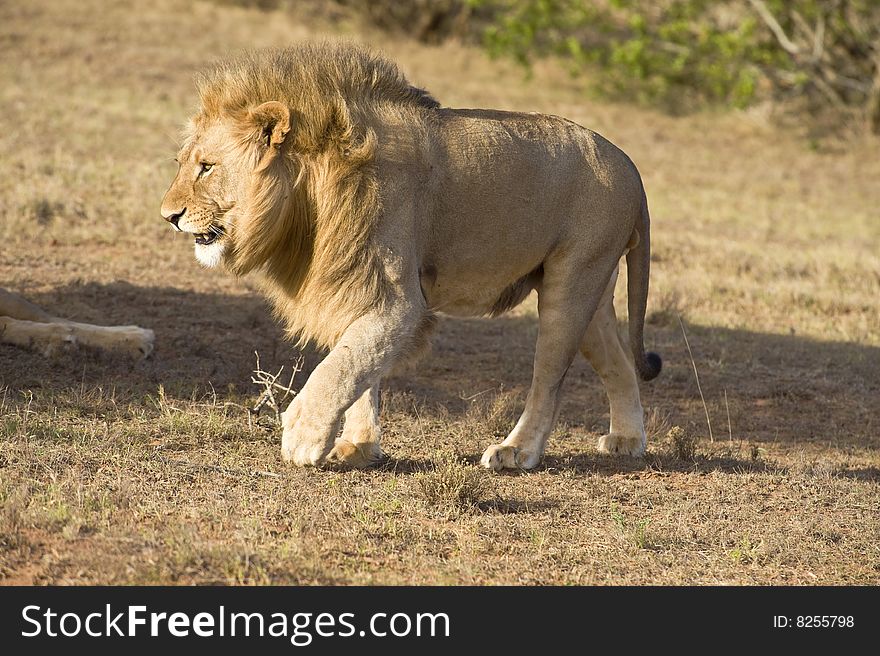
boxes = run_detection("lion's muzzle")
[162,207,186,231]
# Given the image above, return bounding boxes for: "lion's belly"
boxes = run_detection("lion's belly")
[420,260,540,317]
[423,283,506,316]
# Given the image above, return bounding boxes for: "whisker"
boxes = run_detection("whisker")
[162,130,182,149]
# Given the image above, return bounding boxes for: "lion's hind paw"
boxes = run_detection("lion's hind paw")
[597,433,646,457]
[480,443,541,472]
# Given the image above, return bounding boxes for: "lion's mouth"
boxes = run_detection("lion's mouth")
[194,227,224,246]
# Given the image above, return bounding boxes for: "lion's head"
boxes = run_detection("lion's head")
[161,99,300,272]
[161,44,439,347]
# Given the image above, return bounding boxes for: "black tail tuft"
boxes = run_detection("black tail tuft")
[638,351,663,382]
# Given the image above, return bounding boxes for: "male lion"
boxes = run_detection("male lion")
[161,43,661,471]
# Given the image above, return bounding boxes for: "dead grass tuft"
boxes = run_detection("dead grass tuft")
[29,197,63,226]
[0,486,29,549]
[646,288,686,327]
[791,453,839,480]
[666,426,699,462]
[414,451,491,515]
[645,407,673,442]
[465,390,519,439]
[749,443,762,463]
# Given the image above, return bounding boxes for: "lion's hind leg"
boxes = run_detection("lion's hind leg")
[481,256,614,471]
[581,265,647,457]
[326,384,386,469]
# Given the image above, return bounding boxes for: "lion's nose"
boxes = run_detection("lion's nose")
[162,207,186,230]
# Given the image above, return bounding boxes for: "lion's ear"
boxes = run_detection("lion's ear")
[247,101,291,148]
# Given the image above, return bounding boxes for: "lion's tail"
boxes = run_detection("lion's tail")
[626,189,662,382]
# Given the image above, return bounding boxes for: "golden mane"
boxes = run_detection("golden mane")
[192,43,439,349]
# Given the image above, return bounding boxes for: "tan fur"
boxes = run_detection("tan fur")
[0,289,154,358]
[168,45,436,349]
[161,42,660,470]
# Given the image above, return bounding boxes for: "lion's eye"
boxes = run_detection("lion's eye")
[199,162,215,176]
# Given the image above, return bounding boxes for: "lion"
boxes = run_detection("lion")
[161,43,661,471]
[0,288,154,358]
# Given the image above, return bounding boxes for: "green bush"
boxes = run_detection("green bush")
[469,0,880,130]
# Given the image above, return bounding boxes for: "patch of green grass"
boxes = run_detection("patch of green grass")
[728,537,763,565]
[610,503,656,551]
[0,0,878,587]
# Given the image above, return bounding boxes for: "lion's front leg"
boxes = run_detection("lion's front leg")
[326,385,385,469]
[280,393,340,467]
[280,301,421,467]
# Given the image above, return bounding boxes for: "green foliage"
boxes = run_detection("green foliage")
[469,0,880,127]
[610,502,655,550]
[475,0,778,109]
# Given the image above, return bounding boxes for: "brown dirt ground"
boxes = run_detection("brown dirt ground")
[0,0,878,585]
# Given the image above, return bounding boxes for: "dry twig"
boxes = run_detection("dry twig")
[155,455,281,479]
[677,314,714,443]
[249,351,303,425]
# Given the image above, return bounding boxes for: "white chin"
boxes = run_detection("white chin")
[194,241,225,268]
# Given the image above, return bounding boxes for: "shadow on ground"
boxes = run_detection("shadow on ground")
[1,281,877,452]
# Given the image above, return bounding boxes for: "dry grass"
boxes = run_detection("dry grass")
[414,452,491,516]
[665,426,699,463]
[0,0,878,585]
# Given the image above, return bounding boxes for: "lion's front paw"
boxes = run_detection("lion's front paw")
[279,396,340,466]
[99,326,155,359]
[281,427,332,467]
[281,440,328,467]
[597,433,646,457]
[326,439,386,470]
[480,443,541,472]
